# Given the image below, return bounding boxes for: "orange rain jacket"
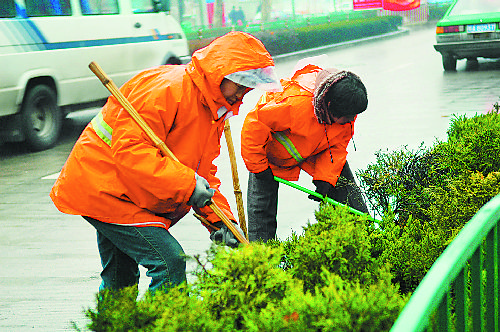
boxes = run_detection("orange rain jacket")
[50,32,274,229]
[241,64,355,187]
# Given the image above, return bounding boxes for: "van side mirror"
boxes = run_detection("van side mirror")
[152,0,170,12]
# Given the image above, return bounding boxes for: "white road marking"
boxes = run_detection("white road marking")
[42,172,61,180]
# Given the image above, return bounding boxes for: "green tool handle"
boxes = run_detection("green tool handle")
[273,176,379,222]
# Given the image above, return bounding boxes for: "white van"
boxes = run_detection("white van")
[0,0,190,150]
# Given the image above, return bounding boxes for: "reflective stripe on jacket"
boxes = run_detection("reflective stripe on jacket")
[91,111,112,146]
[241,64,355,186]
[50,32,274,229]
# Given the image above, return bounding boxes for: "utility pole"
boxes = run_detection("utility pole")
[261,0,271,22]
[213,0,224,27]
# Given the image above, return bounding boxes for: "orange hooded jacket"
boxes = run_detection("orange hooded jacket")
[50,32,274,229]
[241,64,355,187]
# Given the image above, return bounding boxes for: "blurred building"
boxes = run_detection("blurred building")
[170,0,434,30]
[170,0,358,28]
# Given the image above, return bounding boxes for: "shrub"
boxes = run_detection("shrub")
[293,17,402,53]
[357,145,447,225]
[423,171,500,239]
[433,110,500,178]
[253,29,300,56]
[191,244,293,330]
[358,108,500,293]
[86,238,407,332]
[86,287,168,331]
[371,214,446,294]
[283,204,382,292]
[428,1,454,21]
[84,106,500,330]
[367,172,500,295]
[243,272,407,332]
[358,109,500,226]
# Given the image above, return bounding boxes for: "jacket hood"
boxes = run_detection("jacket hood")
[313,68,364,124]
[187,31,275,119]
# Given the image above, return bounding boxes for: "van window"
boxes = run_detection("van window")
[0,0,16,18]
[132,0,154,13]
[80,0,119,15]
[132,0,170,13]
[25,0,72,17]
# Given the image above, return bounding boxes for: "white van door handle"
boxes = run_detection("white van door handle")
[134,22,142,28]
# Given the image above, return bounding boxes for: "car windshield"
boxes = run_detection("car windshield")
[449,0,500,15]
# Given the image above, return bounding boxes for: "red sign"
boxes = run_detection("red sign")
[383,0,420,11]
[353,0,383,10]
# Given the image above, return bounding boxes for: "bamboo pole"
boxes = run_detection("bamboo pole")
[194,213,220,231]
[89,61,249,245]
[223,120,248,238]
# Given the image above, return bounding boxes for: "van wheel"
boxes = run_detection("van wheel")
[21,84,62,151]
[165,56,181,65]
[442,53,457,71]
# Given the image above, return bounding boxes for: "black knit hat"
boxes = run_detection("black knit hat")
[313,70,367,124]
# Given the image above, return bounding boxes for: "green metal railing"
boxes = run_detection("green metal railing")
[390,194,500,332]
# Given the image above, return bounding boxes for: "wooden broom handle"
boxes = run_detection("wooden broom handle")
[223,120,248,238]
[89,61,249,245]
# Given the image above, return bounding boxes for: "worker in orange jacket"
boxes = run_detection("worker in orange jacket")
[50,32,279,292]
[241,62,369,242]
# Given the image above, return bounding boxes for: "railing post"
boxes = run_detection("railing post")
[471,249,482,332]
[485,229,496,330]
[453,269,467,332]
[437,292,450,331]
[497,224,500,331]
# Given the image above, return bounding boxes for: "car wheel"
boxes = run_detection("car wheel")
[21,84,62,151]
[466,57,479,70]
[442,53,457,71]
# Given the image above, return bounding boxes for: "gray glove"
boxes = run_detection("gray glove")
[209,221,244,248]
[188,174,215,208]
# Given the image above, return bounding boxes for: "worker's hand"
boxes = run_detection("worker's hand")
[253,167,275,182]
[209,221,243,248]
[308,180,334,202]
[188,174,216,208]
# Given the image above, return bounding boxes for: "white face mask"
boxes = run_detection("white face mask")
[217,106,234,120]
[225,66,282,92]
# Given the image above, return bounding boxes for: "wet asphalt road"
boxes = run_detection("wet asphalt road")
[2,23,500,331]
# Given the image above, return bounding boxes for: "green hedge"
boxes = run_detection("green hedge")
[182,10,374,40]
[184,3,452,56]
[357,106,500,293]
[83,107,500,330]
[187,16,402,56]
[428,2,453,21]
[86,212,409,332]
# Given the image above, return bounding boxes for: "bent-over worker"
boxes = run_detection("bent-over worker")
[241,61,369,242]
[50,32,279,292]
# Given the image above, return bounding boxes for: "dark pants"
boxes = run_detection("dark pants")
[84,217,187,293]
[247,161,368,242]
[247,171,279,242]
[328,162,370,215]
